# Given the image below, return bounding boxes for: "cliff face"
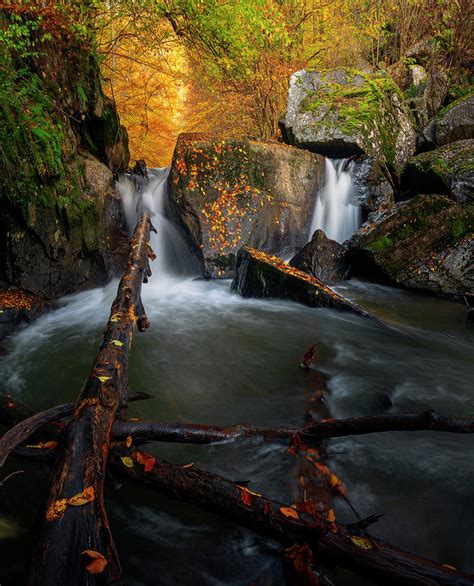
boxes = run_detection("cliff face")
[0,6,129,298]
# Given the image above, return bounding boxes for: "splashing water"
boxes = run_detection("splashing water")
[310,158,361,243]
[116,167,200,278]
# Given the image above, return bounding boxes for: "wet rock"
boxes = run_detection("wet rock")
[169,134,325,277]
[351,156,394,213]
[0,288,51,341]
[418,94,474,151]
[348,194,474,299]
[232,246,372,317]
[401,139,474,203]
[280,67,416,179]
[289,229,349,283]
[406,69,449,128]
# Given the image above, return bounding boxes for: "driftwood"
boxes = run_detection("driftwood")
[28,212,155,586]
[0,393,153,467]
[2,398,472,586]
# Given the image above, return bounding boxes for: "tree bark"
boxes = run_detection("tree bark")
[28,212,154,586]
[110,445,473,586]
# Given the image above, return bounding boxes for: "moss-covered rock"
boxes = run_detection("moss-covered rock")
[348,195,473,299]
[281,67,416,179]
[0,7,129,298]
[401,139,474,203]
[232,246,371,317]
[169,133,325,277]
[418,93,474,152]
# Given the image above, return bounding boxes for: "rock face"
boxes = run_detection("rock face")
[0,288,51,341]
[0,8,129,298]
[348,195,473,299]
[401,140,474,203]
[418,94,474,151]
[290,229,349,283]
[281,68,416,178]
[169,134,325,276]
[405,68,449,128]
[232,247,371,317]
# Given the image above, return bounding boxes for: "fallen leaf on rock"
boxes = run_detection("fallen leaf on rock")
[96,376,111,383]
[125,436,133,448]
[350,536,373,549]
[111,340,124,347]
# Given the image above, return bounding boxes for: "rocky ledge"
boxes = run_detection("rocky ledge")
[231,246,372,317]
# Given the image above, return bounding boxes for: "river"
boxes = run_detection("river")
[1,273,473,584]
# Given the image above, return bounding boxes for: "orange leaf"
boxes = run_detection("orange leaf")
[326,508,336,523]
[125,436,133,448]
[181,462,194,469]
[42,441,58,449]
[136,450,156,473]
[279,507,299,519]
[82,550,108,574]
[68,486,95,507]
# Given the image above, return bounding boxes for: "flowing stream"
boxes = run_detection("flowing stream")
[310,159,361,243]
[0,174,473,585]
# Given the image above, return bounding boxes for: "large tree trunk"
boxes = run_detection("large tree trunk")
[28,212,154,586]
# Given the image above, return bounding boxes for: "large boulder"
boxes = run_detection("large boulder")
[401,140,474,203]
[348,195,473,299]
[405,67,449,128]
[231,247,371,317]
[169,134,325,277]
[280,68,416,178]
[418,94,474,152]
[289,229,349,283]
[0,8,129,298]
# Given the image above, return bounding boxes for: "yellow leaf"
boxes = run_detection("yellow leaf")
[111,339,124,347]
[68,486,95,507]
[279,507,299,519]
[350,536,373,549]
[110,313,121,322]
[120,456,134,468]
[96,376,111,383]
[46,499,68,522]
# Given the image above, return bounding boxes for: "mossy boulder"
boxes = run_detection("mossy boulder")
[417,93,474,152]
[232,246,371,317]
[281,67,416,179]
[348,195,473,299]
[405,68,449,128]
[289,229,349,283]
[401,140,474,203]
[169,133,325,277]
[0,8,129,298]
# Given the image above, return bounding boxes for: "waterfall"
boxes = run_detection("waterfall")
[117,167,199,278]
[309,158,361,244]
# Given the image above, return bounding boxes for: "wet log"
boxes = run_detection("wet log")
[112,409,474,444]
[0,393,153,467]
[110,446,473,586]
[28,212,155,586]
[2,402,472,586]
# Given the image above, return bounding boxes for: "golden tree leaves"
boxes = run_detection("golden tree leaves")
[82,550,108,575]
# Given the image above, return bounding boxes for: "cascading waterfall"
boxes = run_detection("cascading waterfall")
[117,167,199,278]
[309,158,361,243]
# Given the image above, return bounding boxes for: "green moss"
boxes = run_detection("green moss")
[368,234,394,251]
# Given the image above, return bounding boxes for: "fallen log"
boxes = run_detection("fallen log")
[2,396,473,463]
[0,393,152,467]
[28,212,155,586]
[112,409,474,443]
[110,445,473,586]
[3,401,472,586]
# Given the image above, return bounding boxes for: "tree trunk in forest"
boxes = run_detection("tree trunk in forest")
[28,212,154,586]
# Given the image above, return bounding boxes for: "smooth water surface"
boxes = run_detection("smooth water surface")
[0,276,473,584]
